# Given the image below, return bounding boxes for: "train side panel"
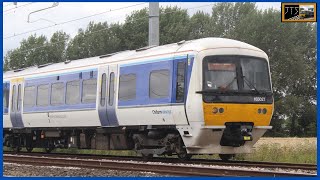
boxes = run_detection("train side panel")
[22,110,100,128]
[115,54,193,126]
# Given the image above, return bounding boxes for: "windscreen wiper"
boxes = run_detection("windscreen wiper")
[241,75,261,94]
[224,76,237,90]
[196,89,240,95]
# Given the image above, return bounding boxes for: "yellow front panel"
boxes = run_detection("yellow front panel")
[203,103,273,126]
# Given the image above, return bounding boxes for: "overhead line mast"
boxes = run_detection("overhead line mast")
[149,2,159,46]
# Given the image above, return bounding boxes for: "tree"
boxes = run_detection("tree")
[159,6,190,44]
[66,29,89,60]
[48,31,70,63]
[122,8,149,50]
[209,2,257,37]
[66,21,125,60]
[189,11,211,39]
[4,49,25,70]
[4,32,70,70]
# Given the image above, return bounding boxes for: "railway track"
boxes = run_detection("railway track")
[3,151,316,171]
[3,152,317,177]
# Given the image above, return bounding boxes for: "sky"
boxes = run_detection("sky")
[3,2,281,57]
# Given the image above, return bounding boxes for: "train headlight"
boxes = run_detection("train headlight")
[219,108,224,113]
[258,108,262,114]
[262,108,267,114]
[212,107,218,114]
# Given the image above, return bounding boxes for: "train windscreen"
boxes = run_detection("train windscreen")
[203,56,271,93]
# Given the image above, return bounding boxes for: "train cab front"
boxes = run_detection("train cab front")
[186,55,274,157]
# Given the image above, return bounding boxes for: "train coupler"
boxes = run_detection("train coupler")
[220,122,253,147]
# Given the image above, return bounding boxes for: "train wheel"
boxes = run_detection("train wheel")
[176,147,192,161]
[175,138,192,161]
[141,153,153,160]
[177,153,192,161]
[26,147,33,153]
[13,146,21,153]
[44,147,54,153]
[44,140,55,153]
[219,154,234,161]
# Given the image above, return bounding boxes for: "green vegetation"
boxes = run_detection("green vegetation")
[4,3,316,137]
[234,143,316,164]
[198,138,317,164]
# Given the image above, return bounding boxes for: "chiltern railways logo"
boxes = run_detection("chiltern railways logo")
[281,3,317,22]
[152,110,172,114]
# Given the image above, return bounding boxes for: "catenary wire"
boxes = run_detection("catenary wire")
[4,2,148,40]
[4,3,215,56]
[3,2,35,13]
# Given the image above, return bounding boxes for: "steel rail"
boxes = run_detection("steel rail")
[3,154,316,177]
[3,151,316,171]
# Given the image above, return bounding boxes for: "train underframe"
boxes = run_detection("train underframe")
[3,123,260,161]
[3,125,192,160]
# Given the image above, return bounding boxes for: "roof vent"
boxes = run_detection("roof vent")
[99,52,118,59]
[64,60,71,64]
[38,62,53,68]
[13,67,27,72]
[136,45,156,52]
[177,40,186,45]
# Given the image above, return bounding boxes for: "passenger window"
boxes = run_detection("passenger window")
[66,81,80,105]
[100,73,106,106]
[119,74,136,101]
[109,72,115,106]
[149,70,170,98]
[51,82,64,106]
[24,86,36,108]
[37,84,49,106]
[176,62,186,102]
[82,79,97,104]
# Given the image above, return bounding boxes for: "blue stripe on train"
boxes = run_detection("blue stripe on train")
[118,55,194,107]
[24,70,98,113]
[11,54,194,127]
[120,55,188,67]
[25,68,97,80]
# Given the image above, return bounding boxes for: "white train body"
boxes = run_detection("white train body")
[3,38,274,158]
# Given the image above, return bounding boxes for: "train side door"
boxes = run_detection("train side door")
[106,64,119,126]
[9,79,24,128]
[98,66,110,126]
[172,56,189,125]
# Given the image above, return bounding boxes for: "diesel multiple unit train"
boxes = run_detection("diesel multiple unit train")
[3,38,274,160]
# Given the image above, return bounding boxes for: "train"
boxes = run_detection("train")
[3,37,274,161]
[299,8,314,18]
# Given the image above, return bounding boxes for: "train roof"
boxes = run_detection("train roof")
[4,37,266,79]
